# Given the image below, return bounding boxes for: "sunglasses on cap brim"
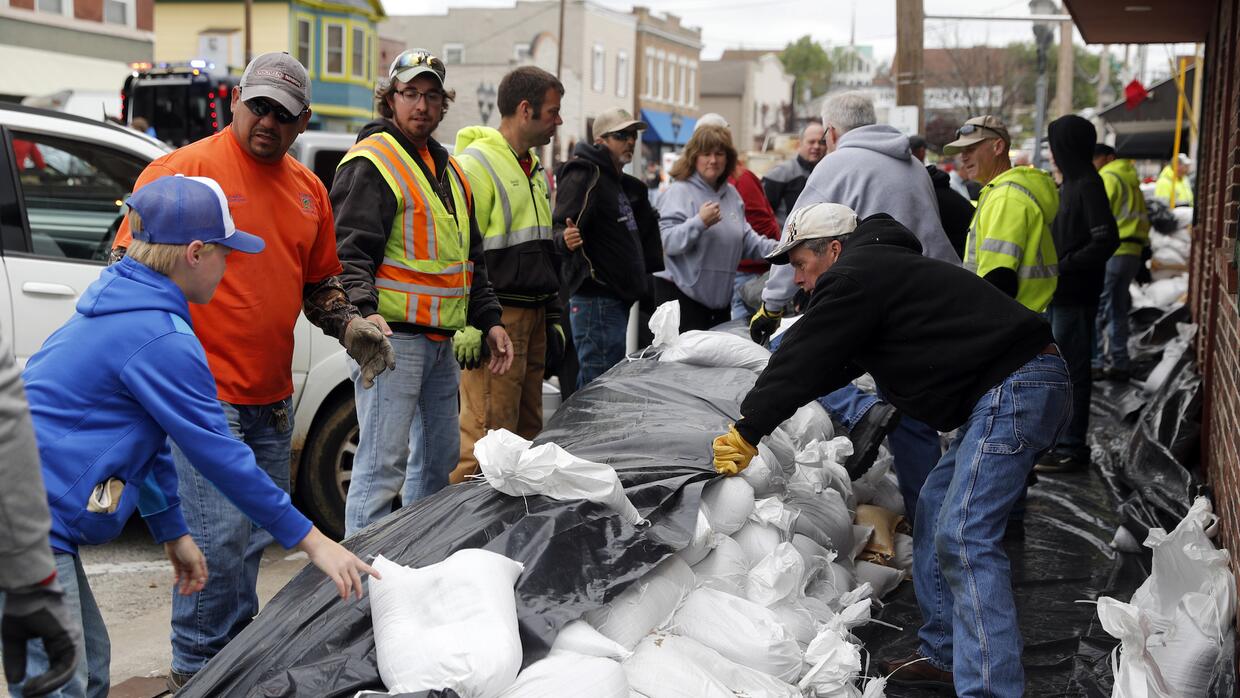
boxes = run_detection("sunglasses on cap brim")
[956,123,1005,140]
[392,51,445,77]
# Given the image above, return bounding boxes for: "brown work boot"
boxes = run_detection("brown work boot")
[880,653,956,693]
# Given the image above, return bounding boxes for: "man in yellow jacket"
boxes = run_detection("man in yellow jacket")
[452,66,565,482]
[1154,153,1193,206]
[944,115,1060,312]
[1092,144,1152,381]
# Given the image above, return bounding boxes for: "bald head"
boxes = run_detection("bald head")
[799,121,826,164]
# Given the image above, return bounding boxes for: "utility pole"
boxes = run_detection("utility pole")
[244,0,252,65]
[895,0,924,133]
[553,0,567,168]
[1096,44,1112,111]
[1055,15,1074,117]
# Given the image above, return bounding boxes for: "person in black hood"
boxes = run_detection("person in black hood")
[1039,114,1119,473]
[552,108,663,388]
[710,205,1067,696]
[910,137,973,258]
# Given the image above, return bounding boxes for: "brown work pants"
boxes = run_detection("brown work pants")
[453,305,546,483]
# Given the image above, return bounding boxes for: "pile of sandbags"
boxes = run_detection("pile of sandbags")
[1098,497,1236,697]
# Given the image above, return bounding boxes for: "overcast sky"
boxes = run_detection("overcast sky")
[386,0,1195,82]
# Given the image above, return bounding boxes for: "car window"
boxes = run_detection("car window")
[12,130,145,262]
[311,149,348,191]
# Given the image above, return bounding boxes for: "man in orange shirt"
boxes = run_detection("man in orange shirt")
[110,52,394,691]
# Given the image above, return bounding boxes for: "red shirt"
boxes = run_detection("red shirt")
[730,167,781,273]
[114,130,342,404]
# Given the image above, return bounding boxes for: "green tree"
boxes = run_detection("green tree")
[1004,41,1124,111]
[780,36,833,105]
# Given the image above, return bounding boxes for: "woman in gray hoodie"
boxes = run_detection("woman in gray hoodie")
[655,125,778,331]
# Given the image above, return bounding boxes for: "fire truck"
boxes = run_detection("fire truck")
[120,60,239,146]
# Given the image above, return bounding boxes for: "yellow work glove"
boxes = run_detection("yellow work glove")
[712,424,758,476]
[748,304,783,345]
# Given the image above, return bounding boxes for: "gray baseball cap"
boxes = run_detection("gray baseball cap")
[239,52,310,116]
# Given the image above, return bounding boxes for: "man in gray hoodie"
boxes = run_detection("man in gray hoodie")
[752,91,959,520]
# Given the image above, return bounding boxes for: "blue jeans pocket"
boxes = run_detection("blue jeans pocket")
[981,368,1070,455]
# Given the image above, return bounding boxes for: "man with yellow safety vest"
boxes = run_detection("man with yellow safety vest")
[331,49,513,536]
[1154,153,1194,207]
[1092,143,1152,382]
[944,115,1060,313]
[452,66,566,483]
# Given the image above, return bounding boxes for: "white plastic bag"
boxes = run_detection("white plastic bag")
[741,453,787,497]
[672,587,803,682]
[733,520,784,567]
[751,497,797,534]
[475,429,646,525]
[550,619,633,660]
[585,556,696,651]
[746,542,807,607]
[1142,323,1196,396]
[780,401,835,450]
[700,477,755,536]
[1097,596,1175,698]
[1132,497,1235,627]
[369,551,524,697]
[691,535,750,597]
[799,626,862,697]
[649,300,681,349]
[498,652,629,698]
[660,330,771,371]
[629,633,801,698]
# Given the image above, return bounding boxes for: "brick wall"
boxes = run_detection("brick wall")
[136,0,153,32]
[1191,0,1240,627]
[74,0,102,23]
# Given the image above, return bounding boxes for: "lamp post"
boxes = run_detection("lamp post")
[1029,0,1056,170]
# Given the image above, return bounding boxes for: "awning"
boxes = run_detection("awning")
[1062,0,1215,44]
[640,109,697,146]
[1097,65,1194,160]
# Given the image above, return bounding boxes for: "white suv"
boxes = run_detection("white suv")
[0,104,357,537]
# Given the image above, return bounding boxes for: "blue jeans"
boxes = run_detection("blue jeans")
[3,554,109,698]
[569,294,629,389]
[345,333,459,537]
[169,397,292,675]
[731,271,760,320]
[1047,303,1095,460]
[817,384,878,430]
[913,353,1070,697]
[1094,254,1142,371]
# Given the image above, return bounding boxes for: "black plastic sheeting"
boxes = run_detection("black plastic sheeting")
[177,360,751,698]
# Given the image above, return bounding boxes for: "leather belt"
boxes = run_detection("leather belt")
[1038,343,1060,356]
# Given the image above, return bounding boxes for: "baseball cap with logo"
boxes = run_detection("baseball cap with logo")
[239,52,310,116]
[942,115,1011,155]
[765,202,859,264]
[593,108,646,138]
[389,49,447,88]
[126,175,265,253]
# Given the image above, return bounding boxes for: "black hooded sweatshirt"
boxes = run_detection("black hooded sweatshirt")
[1047,115,1119,305]
[926,164,973,258]
[735,214,1052,443]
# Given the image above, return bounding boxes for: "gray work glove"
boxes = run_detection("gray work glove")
[343,317,396,389]
[2,579,78,697]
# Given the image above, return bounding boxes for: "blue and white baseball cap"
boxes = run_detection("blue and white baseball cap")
[126,174,265,253]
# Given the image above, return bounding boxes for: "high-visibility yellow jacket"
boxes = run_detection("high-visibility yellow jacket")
[964,165,1060,313]
[1154,165,1193,206]
[1100,159,1151,257]
[454,126,560,309]
[338,132,474,330]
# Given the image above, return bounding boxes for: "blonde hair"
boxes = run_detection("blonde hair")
[124,210,215,275]
[669,125,738,186]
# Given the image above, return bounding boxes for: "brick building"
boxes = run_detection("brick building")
[632,5,701,156]
[1065,0,1235,607]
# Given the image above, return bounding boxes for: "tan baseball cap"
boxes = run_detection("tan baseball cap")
[239,52,310,115]
[593,108,645,138]
[943,115,1011,155]
[766,202,859,264]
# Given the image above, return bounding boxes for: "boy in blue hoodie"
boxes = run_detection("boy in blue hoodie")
[9,174,378,698]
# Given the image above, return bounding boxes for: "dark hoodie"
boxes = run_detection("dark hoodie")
[926,164,974,258]
[552,141,663,304]
[1047,115,1120,305]
[330,119,503,335]
[736,214,1052,443]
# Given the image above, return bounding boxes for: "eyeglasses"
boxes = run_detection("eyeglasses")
[390,50,445,80]
[244,98,304,124]
[605,131,638,142]
[395,87,446,106]
[956,123,1005,140]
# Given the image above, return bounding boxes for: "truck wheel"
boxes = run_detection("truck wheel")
[296,394,356,540]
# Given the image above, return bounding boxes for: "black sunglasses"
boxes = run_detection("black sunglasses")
[245,98,304,124]
[956,123,1004,139]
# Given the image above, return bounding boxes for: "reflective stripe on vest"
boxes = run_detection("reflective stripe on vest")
[963,178,1058,311]
[1102,169,1151,255]
[339,133,473,330]
[461,146,554,250]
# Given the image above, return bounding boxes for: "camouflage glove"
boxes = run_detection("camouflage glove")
[343,317,396,389]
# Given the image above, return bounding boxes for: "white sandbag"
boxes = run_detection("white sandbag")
[625,633,799,698]
[369,551,524,697]
[850,525,875,561]
[497,652,629,698]
[551,619,633,660]
[475,429,645,525]
[790,533,834,589]
[732,520,784,567]
[671,587,803,682]
[855,560,904,599]
[792,438,855,505]
[892,533,914,574]
[771,600,819,646]
[660,329,771,371]
[585,556,696,651]
[747,542,806,607]
[1142,277,1188,309]
[1142,323,1196,395]
[692,534,750,597]
[780,401,835,449]
[1148,595,1227,696]
[700,477,755,536]
[740,453,786,497]
[677,510,716,566]
[762,428,798,476]
[787,489,854,554]
[1097,596,1175,698]
[805,561,856,608]
[853,455,905,516]
[623,635,734,698]
[799,626,862,697]
[649,300,680,349]
[1171,206,1193,229]
[751,497,797,534]
[1132,497,1235,627]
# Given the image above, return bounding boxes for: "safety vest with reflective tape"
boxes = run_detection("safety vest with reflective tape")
[339,133,474,331]
[963,166,1060,313]
[1100,159,1151,257]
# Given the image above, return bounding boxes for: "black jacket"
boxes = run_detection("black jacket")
[736,214,1053,442]
[330,120,503,335]
[927,164,973,259]
[552,142,663,304]
[1048,115,1120,305]
[762,155,815,225]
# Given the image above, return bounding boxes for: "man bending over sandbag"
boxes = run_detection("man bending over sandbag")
[711,203,1069,698]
